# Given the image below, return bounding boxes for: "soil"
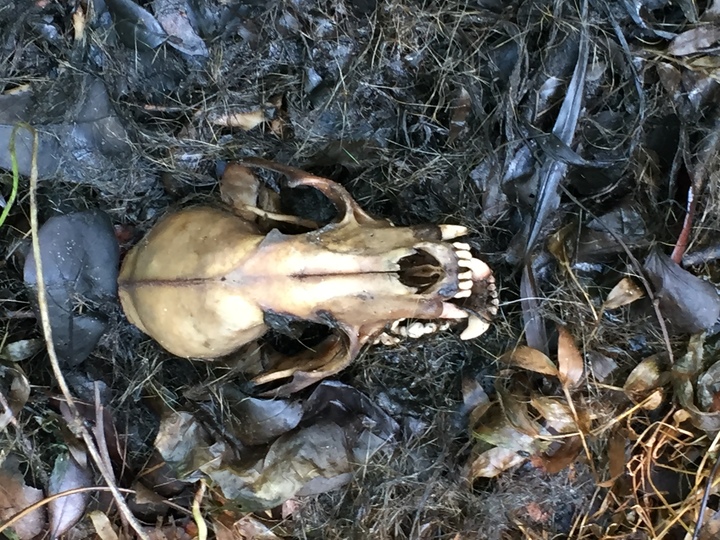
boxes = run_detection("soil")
[2,0,720,539]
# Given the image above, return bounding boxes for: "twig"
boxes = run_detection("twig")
[23,124,150,540]
[690,452,720,540]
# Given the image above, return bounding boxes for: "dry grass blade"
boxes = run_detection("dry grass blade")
[23,124,150,540]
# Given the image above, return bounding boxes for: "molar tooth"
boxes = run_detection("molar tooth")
[454,289,472,299]
[452,242,471,251]
[455,250,472,260]
[458,280,474,290]
[460,314,490,340]
[440,224,468,240]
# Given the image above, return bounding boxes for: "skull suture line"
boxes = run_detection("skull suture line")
[118,159,498,395]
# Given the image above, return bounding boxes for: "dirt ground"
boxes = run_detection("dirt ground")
[2,0,720,539]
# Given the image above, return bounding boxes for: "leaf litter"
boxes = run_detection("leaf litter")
[4,0,720,538]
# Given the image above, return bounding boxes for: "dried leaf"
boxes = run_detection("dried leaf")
[106,0,168,50]
[228,395,303,446]
[586,351,618,382]
[0,339,43,362]
[644,249,720,333]
[499,346,558,376]
[89,511,119,540]
[668,25,720,56]
[674,334,720,432]
[153,0,208,57]
[210,110,267,130]
[698,360,720,412]
[607,429,627,481]
[0,362,30,430]
[154,410,213,477]
[48,452,92,538]
[24,211,120,365]
[623,356,667,401]
[603,277,645,310]
[557,326,584,389]
[448,87,471,145]
[0,457,45,540]
[497,385,541,437]
[468,446,526,479]
[531,396,576,434]
[534,436,583,474]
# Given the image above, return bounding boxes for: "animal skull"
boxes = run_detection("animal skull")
[118,159,497,395]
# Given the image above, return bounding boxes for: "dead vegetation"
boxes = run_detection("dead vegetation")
[2,0,720,539]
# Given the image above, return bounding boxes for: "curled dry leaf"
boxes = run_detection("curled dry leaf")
[603,277,645,310]
[673,334,720,432]
[468,446,526,479]
[557,326,584,390]
[105,0,168,50]
[119,159,496,395]
[499,346,558,377]
[531,396,577,434]
[152,0,208,57]
[497,385,541,437]
[448,87,472,145]
[0,456,45,540]
[623,355,667,402]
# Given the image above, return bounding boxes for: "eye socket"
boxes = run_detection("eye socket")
[279,185,337,227]
[397,250,443,292]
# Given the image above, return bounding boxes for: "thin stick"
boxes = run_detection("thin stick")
[24,125,150,540]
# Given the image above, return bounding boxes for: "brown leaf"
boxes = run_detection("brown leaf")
[531,396,576,434]
[448,87,471,145]
[535,436,583,474]
[468,446,526,479]
[557,326,584,389]
[499,346,558,376]
[497,385,541,437]
[603,277,645,310]
[623,355,667,402]
[607,429,626,481]
[89,511,119,540]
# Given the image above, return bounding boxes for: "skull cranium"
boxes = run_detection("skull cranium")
[118,159,497,395]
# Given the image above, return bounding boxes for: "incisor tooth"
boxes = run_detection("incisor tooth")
[458,280,473,290]
[452,242,471,251]
[458,271,473,281]
[440,224,468,240]
[455,250,472,260]
[454,289,472,299]
[460,314,490,340]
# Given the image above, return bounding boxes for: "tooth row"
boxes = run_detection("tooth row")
[458,257,493,281]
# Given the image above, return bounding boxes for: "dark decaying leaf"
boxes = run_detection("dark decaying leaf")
[0,76,131,184]
[697,360,720,413]
[586,351,618,382]
[228,395,303,446]
[643,249,720,333]
[668,25,720,56]
[673,334,720,432]
[48,452,92,538]
[156,382,397,510]
[153,0,208,56]
[105,0,168,50]
[0,339,43,362]
[24,211,120,365]
[0,456,45,540]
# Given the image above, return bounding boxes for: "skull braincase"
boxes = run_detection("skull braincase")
[118,159,496,395]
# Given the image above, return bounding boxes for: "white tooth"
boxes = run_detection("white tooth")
[458,271,473,281]
[456,250,472,260]
[406,322,426,339]
[488,305,499,315]
[491,297,500,306]
[460,314,490,340]
[454,289,472,299]
[441,303,469,319]
[459,280,473,290]
[440,224,468,240]
[453,242,471,251]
